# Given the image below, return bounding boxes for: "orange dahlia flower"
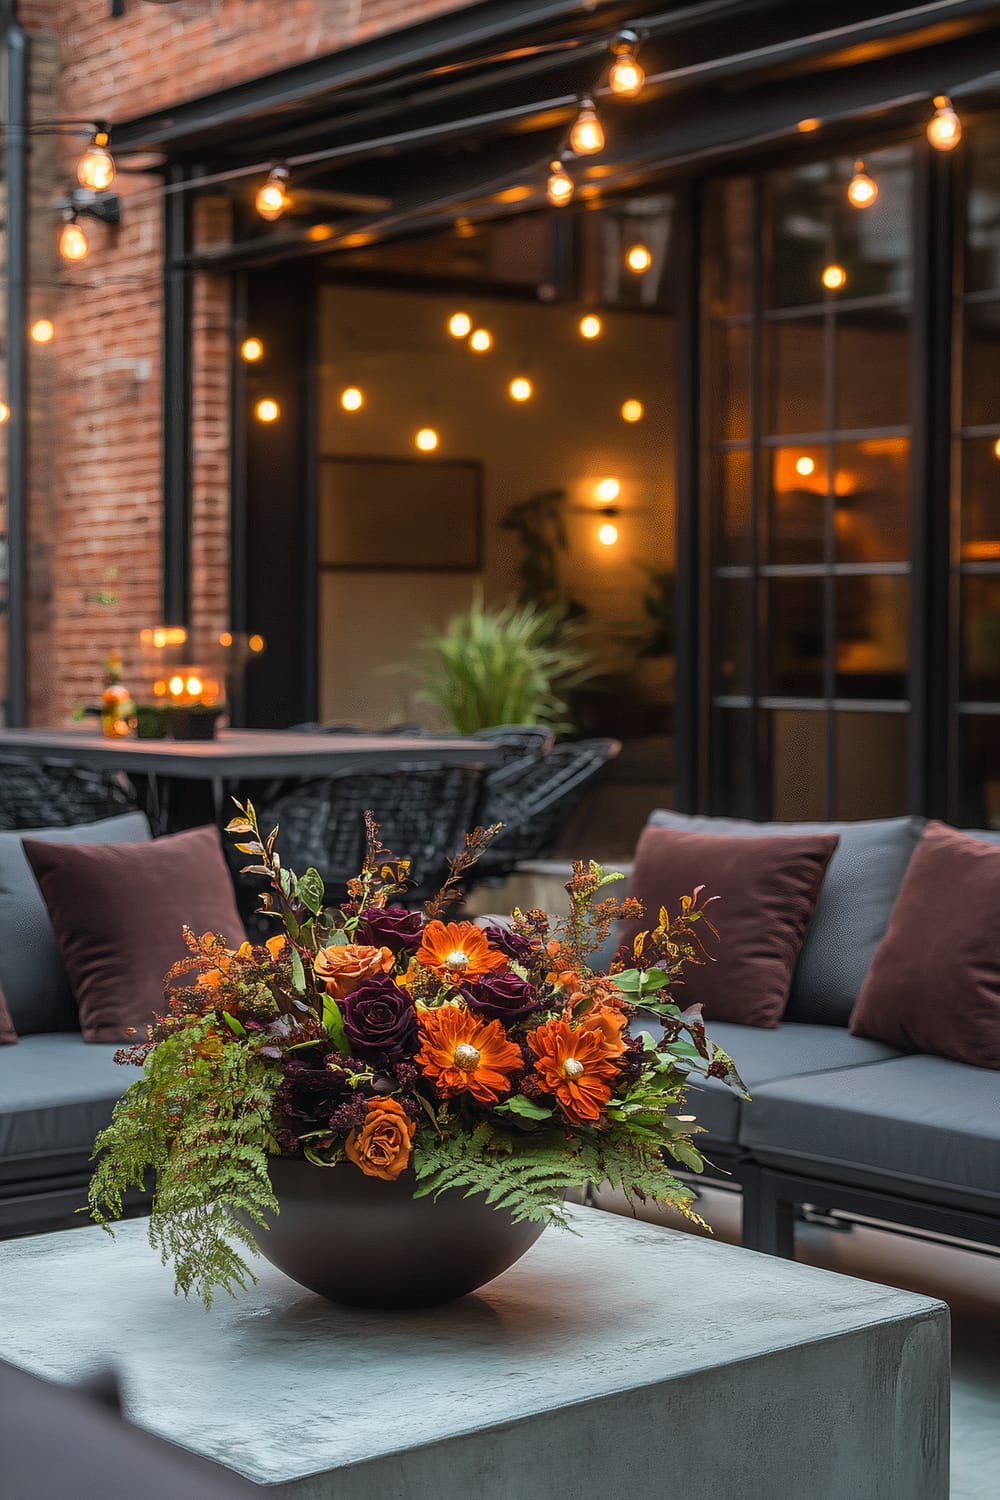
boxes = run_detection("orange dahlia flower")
[415,921,507,981]
[416,1003,523,1104]
[578,1005,629,1056]
[527,1016,621,1125]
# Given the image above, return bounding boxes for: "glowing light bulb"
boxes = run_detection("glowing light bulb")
[797,117,821,134]
[58,220,89,262]
[0,402,9,424]
[579,314,602,340]
[993,438,1000,460]
[186,676,203,698]
[255,167,291,221]
[219,632,233,648]
[509,377,533,402]
[340,386,364,411]
[240,337,264,362]
[168,675,184,696]
[30,319,54,344]
[598,521,619,546]
[847,161,878,209]
[569,99,605,156]
[795,456,816,477]
[254,398,280,423]
[448,311,472,338]
[609,56,644,99]
[248,634,265,653]
[621,399,644,423]
[546,160,574,206]
[415,427,439,452]
[595,477,621,502]
[625,243,652,273]
[469,328,492,353]
[927,96,962,151]
[821,263,847,291]
[76,130,115,192]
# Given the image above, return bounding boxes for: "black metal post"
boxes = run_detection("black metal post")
[673,181,702,812]
[4,11,29,726]
[162,164,192,627]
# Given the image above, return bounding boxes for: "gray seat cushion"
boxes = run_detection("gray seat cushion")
[637,1019,899,1147]
[0,811,150,1035]
[647,811,923,1027]
[0,1033,135,1186]
[741,1055,1000,1211]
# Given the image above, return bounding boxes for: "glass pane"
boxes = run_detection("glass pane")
[958,715,1000,828]
[834,438,910,564]
[764,318,825,435]
[766,446,827,565]
[960,436,1000,560]
[829,145,913,300]
[835,307,910,429]
[834,712,908,818]
[965,119,1000,295]
[712,449,752,567]
[703,178,753,316]
[765,161,832,309]
[961,574,1000,701]
[767,577,825,696]
[711,708,756,817]
[835,575,909,698]
[769,709,827,820]
[962,298,1000,427]
[713,578,753,695]
[707,323,750,441]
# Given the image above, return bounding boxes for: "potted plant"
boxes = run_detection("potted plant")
[88,803,746,1309]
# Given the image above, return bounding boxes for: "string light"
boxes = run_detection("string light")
[240,337,264,362]
[30,318,54,344]
[847,161,878,208]
[248,635,265,653]
[993,438,1000,460]
[340,386,364,411]
[795,456,816,477]
[469,328,493,352]
[569,98,604,155]
[254,398,280,422]
[579,314,602,339]
[255,166,291,221]
[58,217,89,262]
[595,477,620,502]
[797,117,821,134]
[821,263,847,291]
[0,402,9,424]
[415,427,439,452]
[608,30,645,99]
[621,399,644,422]
[76,127,115,192]
[598,520,619,546]
[509,377,533,402]
[625,243,652,273]
[448,311,472,338]
[927,96,962,151]
[546,159,574,206]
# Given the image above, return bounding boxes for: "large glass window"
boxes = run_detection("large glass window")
[703,146,914,818]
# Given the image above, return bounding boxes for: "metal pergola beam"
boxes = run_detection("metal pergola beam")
[3,6,28,726]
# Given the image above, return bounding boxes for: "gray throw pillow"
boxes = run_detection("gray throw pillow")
[645,810,924,1026]
[0,812,150,1036]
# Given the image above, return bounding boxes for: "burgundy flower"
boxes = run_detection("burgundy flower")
[479,924,535,964]
[341,976,419,1061]
[462,971,539,1022]
[359,905,424,954]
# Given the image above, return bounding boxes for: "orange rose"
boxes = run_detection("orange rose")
[344,1097,416,1180]
[314,943,394,999]
[578,1005,628,1056]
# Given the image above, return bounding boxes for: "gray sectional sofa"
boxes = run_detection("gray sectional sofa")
[638,811,1000,1259]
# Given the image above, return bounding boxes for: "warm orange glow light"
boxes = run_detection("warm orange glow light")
[598,521,619,546]
[185,676,203,698]
[30,319,54,344]
[608,56,644,99]
[992,438,1000,460]
[415,427,439,452]
[340,386,364,411]
[621,399,644,423]
[59,221,89,262]
[219,631,233,648]
[448,312,472,338]
[0,402,9,425]
[240,337,264,362]
[546,160,574,206]
[168,675,185,696]
[795,456,816,477]
[255,168,291,221]
[625,243,653,274]
[927,96,962,151]
[248,634,265,653]
[509,377,533,402]
[579,314,602,339]
[77,133,115,192]
[798,117,821,133]
[595,477,621,502]
[847,161,878,209]
[254,398,280,423]
[153,680,167,697]
[821,264,847,291]
[569,99,605,156]
[469,328,493,352]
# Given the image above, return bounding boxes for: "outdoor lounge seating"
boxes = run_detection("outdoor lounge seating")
[0,757,138,831]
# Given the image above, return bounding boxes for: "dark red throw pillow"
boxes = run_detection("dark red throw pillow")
[24,825,247,1044]
[850,821,1000,1069]
[0,987,16,1045]
[620,825,839,1028]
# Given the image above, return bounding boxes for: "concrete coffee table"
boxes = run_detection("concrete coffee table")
[0,1208,948,1499]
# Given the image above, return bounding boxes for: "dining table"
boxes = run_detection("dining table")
[0,726,501,832]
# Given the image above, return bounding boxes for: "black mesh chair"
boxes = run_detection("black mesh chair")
[0,757,139,831]
[466,737,621,887]
[243,759,487,911]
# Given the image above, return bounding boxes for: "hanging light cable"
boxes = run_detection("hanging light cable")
[255,166,291,221]
[927,95,962,150]
[569,98,604,155]
[76,125,115,192]
[608,30,645,99]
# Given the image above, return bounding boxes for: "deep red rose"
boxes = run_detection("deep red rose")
[359,905,424,954]
[462,971,539,1021]
[341,977,419,1061]
[479,924,535,964]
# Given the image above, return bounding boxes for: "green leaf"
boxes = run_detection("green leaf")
[495,1094,554,1121]
[296,868,325,916]
[322,995,350,1054]
[221,1011,245,1036]
[290,947,306,995]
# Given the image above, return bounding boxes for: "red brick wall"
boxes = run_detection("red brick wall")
[13,0,471,721]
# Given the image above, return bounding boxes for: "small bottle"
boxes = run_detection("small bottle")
[101,651,135,738]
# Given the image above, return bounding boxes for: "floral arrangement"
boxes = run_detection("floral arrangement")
[89,803,745,1305]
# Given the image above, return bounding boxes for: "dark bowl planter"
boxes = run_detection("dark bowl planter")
[243,1156,547,1309]
[165,706,224,741]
